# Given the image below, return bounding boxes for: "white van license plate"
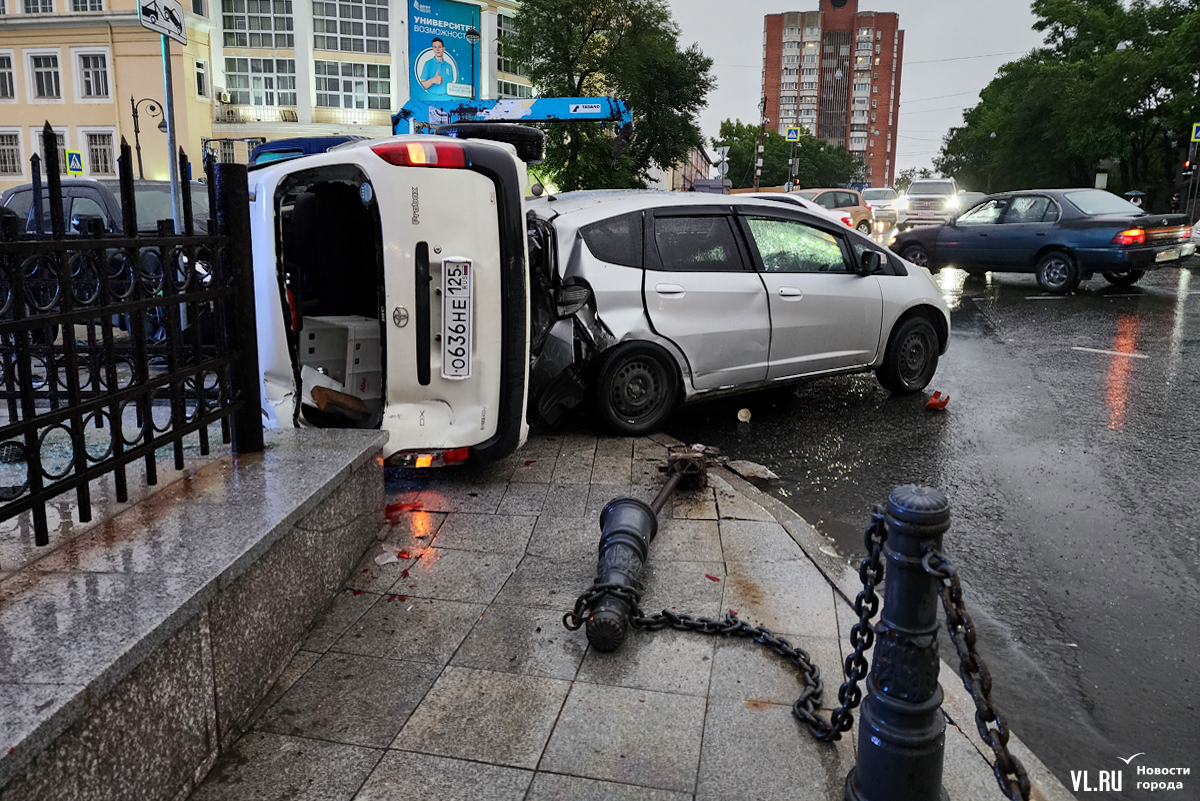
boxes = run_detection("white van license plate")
[441,258,472,379]
[1155,248,1179,263]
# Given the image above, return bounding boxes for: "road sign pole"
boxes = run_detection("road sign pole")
[161,34,183,234]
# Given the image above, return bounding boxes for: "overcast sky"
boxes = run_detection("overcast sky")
[667,0,1047,177]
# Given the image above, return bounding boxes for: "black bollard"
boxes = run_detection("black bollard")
[584,448,708,651]
[586,496,659,652]
[846,485,951,801]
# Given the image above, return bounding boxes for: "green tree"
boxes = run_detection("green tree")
[894,166,933,193]
[712,119,863,189]
[511,0,715,191]
[934,0,1200,210]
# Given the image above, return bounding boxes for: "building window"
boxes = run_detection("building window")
[72,0,102,9]
[853,82,869,93]
[313,0,388,54]
[782,67,797,77]
[0,133,20,174]
[224,58,296,105]
[192,0,205,13]
[802,54,817,64]
[0,55,13,99]
[219,140,237,163]
[314,60,390,108]
[873,71,879,79]
[31,55,61,99]
[784,41,800,50]
[79,54,109,98]
[24,0,52,11]
[223,0,294,49]
[195,60,210,98]
[801,67,816,77]
[497,79,532,99]
[871,99,877,108]
[497,14,525,76]
[85,131,114,174]
[34,129,65,161]
[876,30,882,40]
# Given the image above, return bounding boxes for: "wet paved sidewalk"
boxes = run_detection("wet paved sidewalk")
[189,430,1070,801]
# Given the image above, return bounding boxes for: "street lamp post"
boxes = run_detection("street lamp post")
[465,27,481,101]
[130,96,167,180]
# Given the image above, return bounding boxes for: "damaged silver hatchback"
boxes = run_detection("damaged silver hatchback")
[526,191,951,435]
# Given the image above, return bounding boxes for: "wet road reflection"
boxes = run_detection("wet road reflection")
[666,265,1198,795]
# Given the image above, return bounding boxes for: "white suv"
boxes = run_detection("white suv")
[247,135,531,466]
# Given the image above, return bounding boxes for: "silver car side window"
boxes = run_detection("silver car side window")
[651,215,745,272]
[745,216,850,274]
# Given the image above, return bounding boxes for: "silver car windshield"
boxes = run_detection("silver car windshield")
[861,188,897,201]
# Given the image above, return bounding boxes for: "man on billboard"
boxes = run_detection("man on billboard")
[418,37,456,96]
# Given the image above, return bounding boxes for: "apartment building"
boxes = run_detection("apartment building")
[0,0,531,192]
[762,0,903,187]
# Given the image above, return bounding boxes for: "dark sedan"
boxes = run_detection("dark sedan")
[890,188,1194,294]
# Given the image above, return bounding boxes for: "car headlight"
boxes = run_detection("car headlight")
[891,197,909,211]
[887,232,897,247]
[944,197,959,211]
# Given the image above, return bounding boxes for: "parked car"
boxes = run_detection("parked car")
[249,135,370,165]
[793,188,875,233]
[897,178,961,228]
[1,179,210,234]
[745,191,855,227]
[246,130,538,466]
[524,191,950,435]
[890,188,1193,293]
[861,186,905,227]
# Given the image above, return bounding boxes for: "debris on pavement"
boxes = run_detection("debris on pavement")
[926,391,950,410]
[374,551,401,566]
[704,574,721,582]
[737,408,752,422]
[726,460,780,481]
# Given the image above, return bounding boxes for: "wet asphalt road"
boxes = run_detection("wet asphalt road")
[665,264,1199,794]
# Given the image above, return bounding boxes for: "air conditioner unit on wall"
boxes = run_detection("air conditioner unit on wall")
[218,91,231,103]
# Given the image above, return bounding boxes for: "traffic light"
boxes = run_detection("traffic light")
[1184,159,1195,180]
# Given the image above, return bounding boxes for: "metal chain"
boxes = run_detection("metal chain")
[563,505,889,743]
[921,545,1032,801]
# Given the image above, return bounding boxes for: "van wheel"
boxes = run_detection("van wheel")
[593,343,680,435]
[876,317,939,394]
[1102,269,1144,288]
[435,123,545,164]
[1036,251,1080,294]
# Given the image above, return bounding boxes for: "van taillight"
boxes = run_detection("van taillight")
[371,141,466,168]
[1111,228,1145,245]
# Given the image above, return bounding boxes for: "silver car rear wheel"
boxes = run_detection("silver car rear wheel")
[593,343,680,435]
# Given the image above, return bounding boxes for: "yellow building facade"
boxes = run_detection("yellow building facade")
[0,0,530,193]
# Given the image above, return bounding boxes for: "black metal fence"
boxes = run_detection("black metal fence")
[0,123,262,546]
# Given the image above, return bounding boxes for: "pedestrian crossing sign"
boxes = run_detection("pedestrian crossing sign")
[1192,122,1200,142]
[65,150,84,175]
[786,127,801,142]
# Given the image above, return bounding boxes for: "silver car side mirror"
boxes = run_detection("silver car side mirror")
[859,250,881,276]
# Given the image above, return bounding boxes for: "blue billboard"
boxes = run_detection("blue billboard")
[408,0,480,103]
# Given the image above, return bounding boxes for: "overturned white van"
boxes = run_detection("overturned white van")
[246,135,531,466]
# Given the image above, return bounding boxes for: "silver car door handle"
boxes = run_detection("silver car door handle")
[778,287,803,299]
[655,283,685,297]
